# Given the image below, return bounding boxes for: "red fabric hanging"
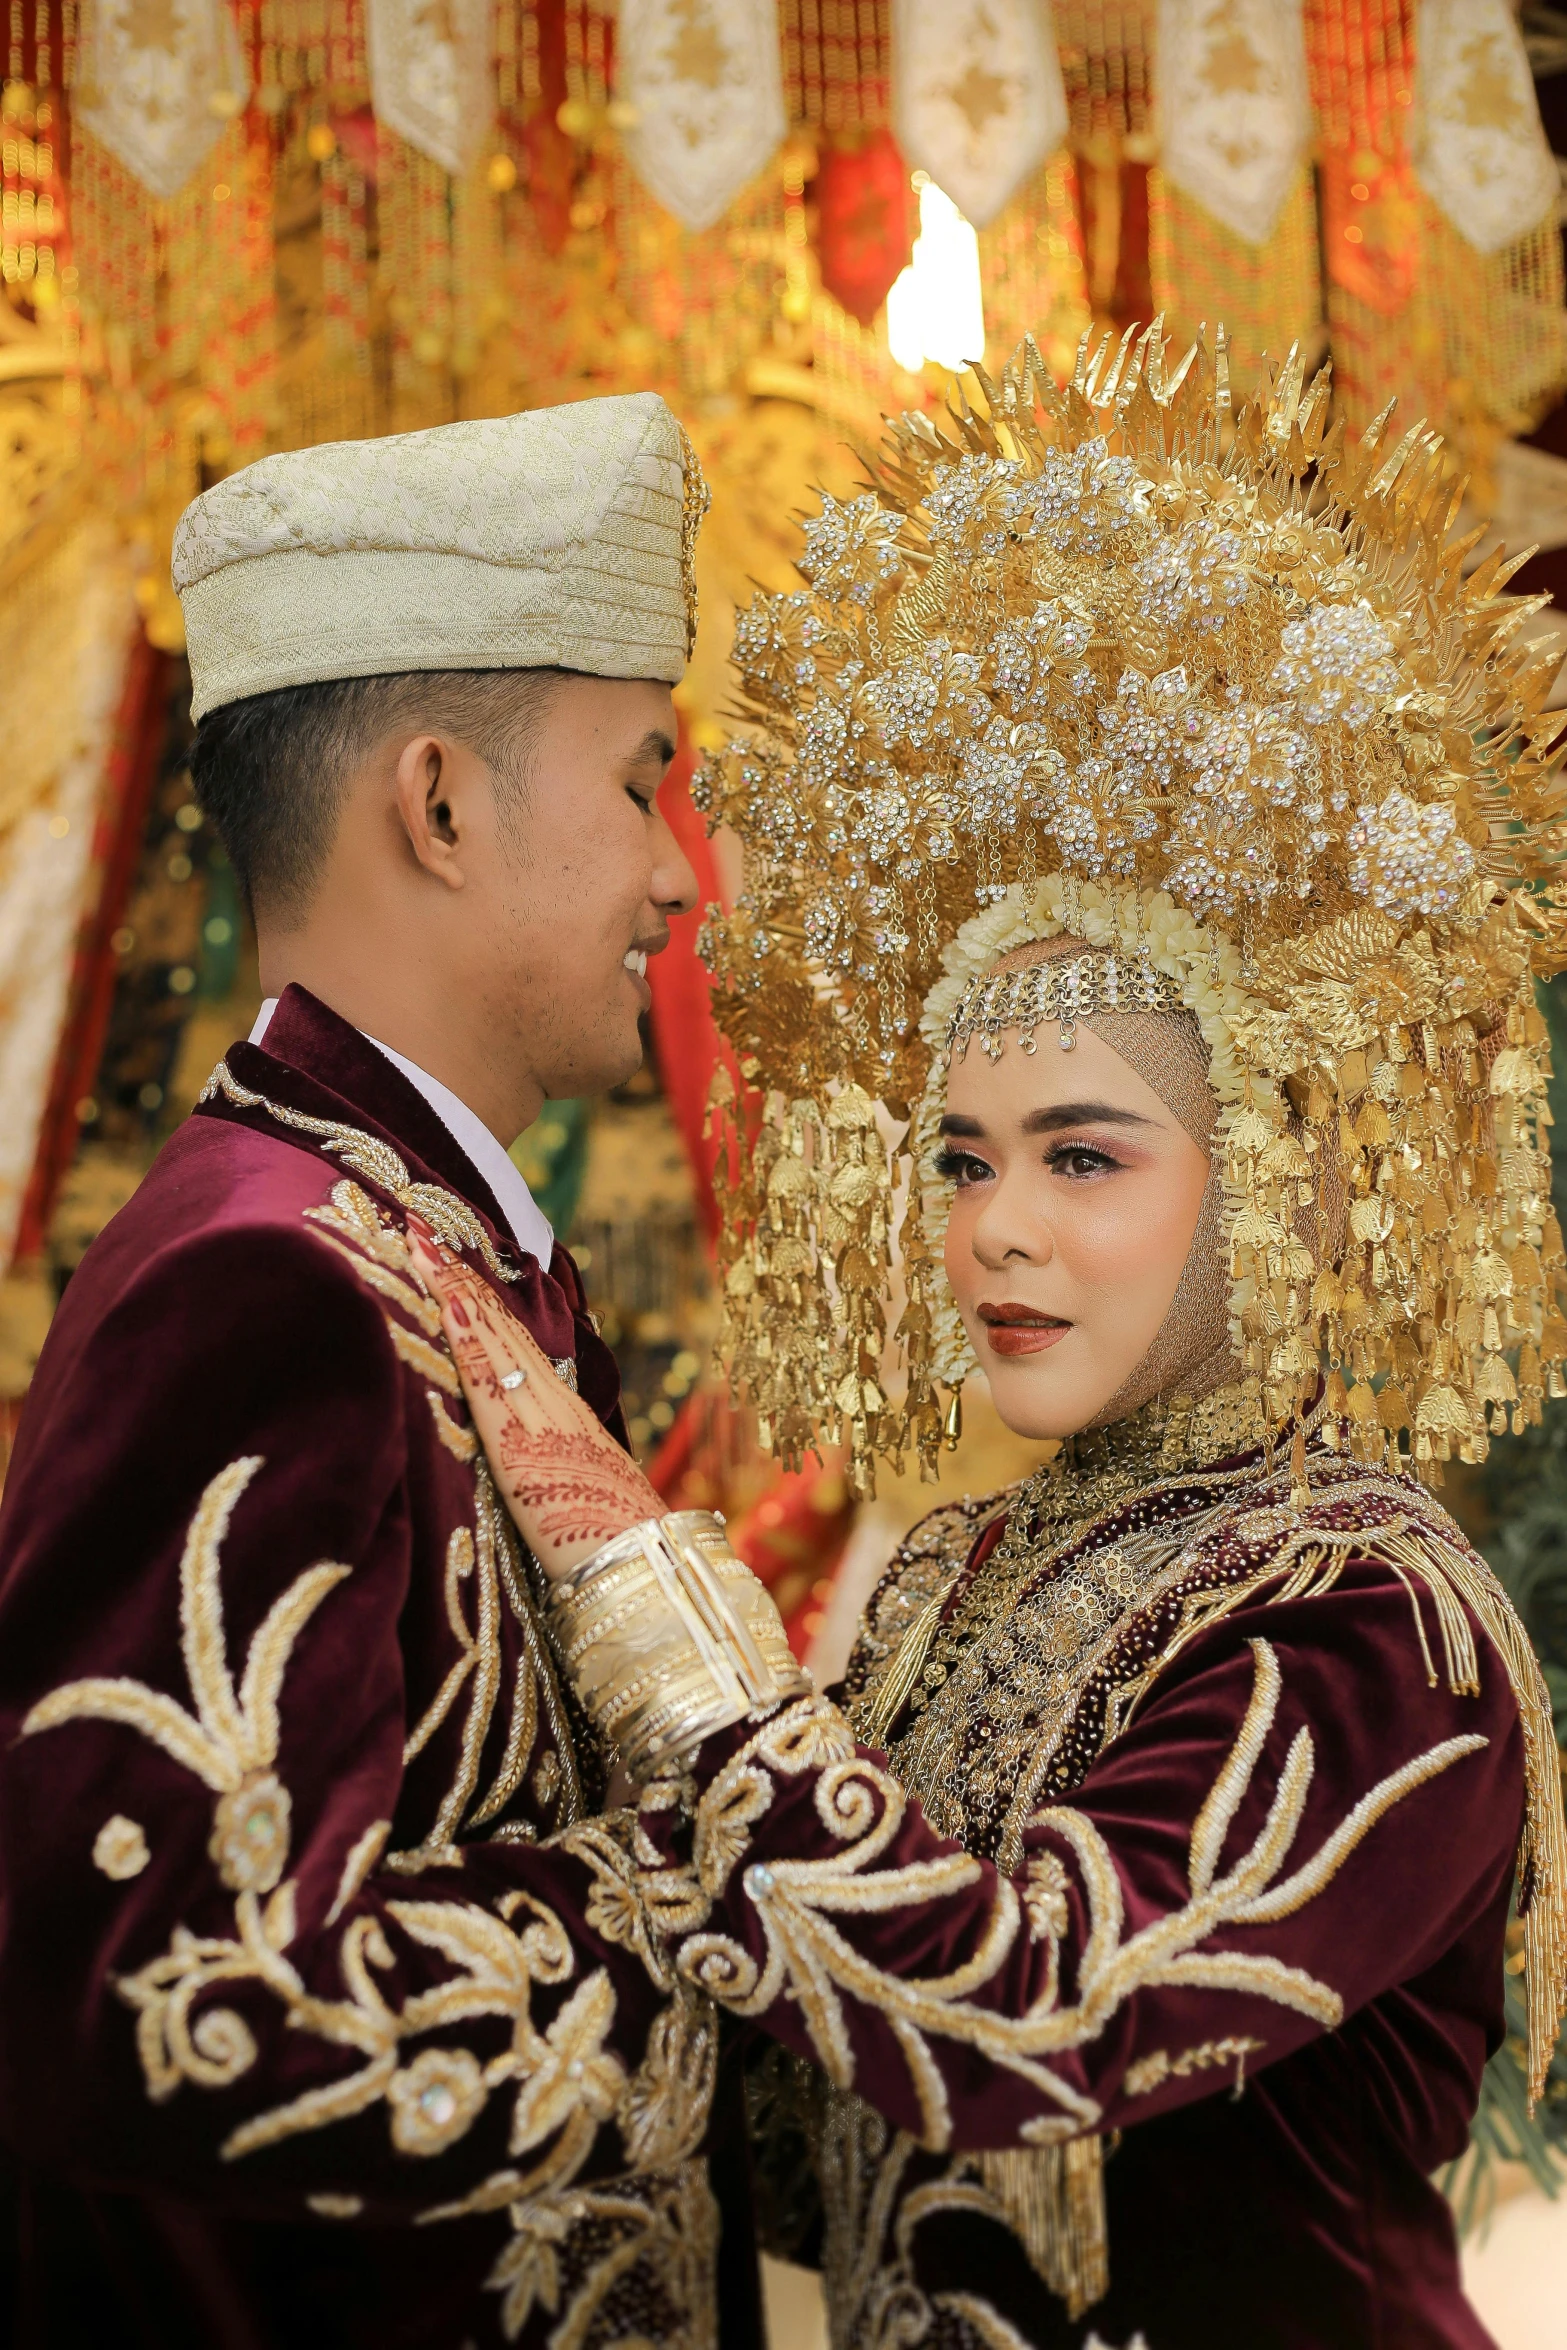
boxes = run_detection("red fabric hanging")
[644,741,742,1245]
[816,128,917,326]
[645,746,854,1656]
[522,0,576,256]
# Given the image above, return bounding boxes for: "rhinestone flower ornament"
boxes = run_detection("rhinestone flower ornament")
[695,327,1567,1491]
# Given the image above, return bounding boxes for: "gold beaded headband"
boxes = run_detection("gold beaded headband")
[945,951,1189,1059]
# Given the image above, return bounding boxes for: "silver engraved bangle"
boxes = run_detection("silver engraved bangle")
[543,1509,812,1783]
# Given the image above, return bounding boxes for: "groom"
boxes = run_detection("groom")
[0,397,767,2347]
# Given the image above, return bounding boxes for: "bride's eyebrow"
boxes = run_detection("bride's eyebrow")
[1022,1102,1158,1135]
[938,1102,1158,1139]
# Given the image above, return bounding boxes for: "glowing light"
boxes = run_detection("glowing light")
[886,177,985,375]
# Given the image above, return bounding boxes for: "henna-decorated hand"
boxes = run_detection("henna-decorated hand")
[407,1221,662,1581]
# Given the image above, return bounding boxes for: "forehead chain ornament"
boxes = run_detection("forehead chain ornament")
[945,952,1188,1058]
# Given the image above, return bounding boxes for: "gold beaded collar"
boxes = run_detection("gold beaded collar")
[991,1379,1271,1565]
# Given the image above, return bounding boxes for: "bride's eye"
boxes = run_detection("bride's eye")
[934,1145,993,1188]
[1047,1143,1120,1179]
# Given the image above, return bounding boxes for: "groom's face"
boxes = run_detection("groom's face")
[471,674,699,1102]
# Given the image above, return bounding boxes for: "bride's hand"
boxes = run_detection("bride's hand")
[408,1221,662,1582]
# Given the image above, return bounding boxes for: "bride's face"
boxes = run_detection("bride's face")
[939,1021,1213,1440]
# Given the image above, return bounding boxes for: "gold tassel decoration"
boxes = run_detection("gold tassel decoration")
[977,2140,1109,2321]
[1421,202,1567,496]
[316,138,375,444]
[69,123,159,514]
[1373,1526,1567,2108]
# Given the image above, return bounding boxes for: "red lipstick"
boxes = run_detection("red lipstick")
[977,1303,1072,1358]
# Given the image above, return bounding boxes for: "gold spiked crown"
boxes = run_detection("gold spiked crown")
[694,327,1567,1493]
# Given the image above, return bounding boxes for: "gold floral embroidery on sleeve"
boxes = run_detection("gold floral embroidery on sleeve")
[646,1644,1487,2153]
[1121,2035,1263,2098]
[22,1457,712,2208]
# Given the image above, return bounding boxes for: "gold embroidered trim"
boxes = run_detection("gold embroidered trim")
[387,1469,507,1869]
[852,1384,1276,1751]
[304,1173,592,1863]
[816,2099,1106,2348]
[427,1388,478,1461]
[497,1531,590,1830]
[326,1819,391,1927]
[24,1456,349,1839]
[1122,2035,1262,2099]
[204,1062,518,1284]
[453,2158,719,2347]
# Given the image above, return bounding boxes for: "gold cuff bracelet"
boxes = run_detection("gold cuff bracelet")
[544,1509,811,1782]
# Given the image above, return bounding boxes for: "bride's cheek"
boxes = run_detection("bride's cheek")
[942,1198,980,1305]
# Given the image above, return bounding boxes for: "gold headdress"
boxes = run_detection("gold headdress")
[695,326,1567,1498]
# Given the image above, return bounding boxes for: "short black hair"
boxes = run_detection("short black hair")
[188,667,565,919]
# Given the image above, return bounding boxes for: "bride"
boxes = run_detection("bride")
[415,330,1567,2350]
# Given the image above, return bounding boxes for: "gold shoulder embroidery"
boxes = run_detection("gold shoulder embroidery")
[204,1061,518,1284]
[1110,1472,1567,2105]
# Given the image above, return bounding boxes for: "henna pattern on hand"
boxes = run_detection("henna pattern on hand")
[495,1423,660,1550]
[407,1215,660,1561]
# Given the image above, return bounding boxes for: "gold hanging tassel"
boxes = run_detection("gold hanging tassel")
[1288,1415,1309,1509]
[942,1381,964,1450]
[1370,1527,1567,2108]
[977,2139,1109,2321]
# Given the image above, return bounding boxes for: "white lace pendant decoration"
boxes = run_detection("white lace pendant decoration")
[75,0,250,202]
[891,0,1068,230]
[1410,0,1560,257]
[366,0,494,180]
[1155,0,1311,246]
[617,0,787,233]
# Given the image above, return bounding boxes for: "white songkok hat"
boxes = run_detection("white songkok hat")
[173,392,708,721]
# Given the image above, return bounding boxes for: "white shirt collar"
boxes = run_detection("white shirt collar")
[248,998,555,1267]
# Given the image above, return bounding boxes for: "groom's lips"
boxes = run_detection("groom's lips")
[978,1304,1072,1358]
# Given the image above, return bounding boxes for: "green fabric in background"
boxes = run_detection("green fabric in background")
[509,1098,593,1243]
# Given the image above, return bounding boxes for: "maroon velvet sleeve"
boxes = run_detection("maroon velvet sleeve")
[633,1565,1524,2154]
[0,1223,691,2222]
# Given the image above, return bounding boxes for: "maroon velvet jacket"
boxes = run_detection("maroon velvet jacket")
[631,1450,1531,2350]
[0,988,752,2350]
